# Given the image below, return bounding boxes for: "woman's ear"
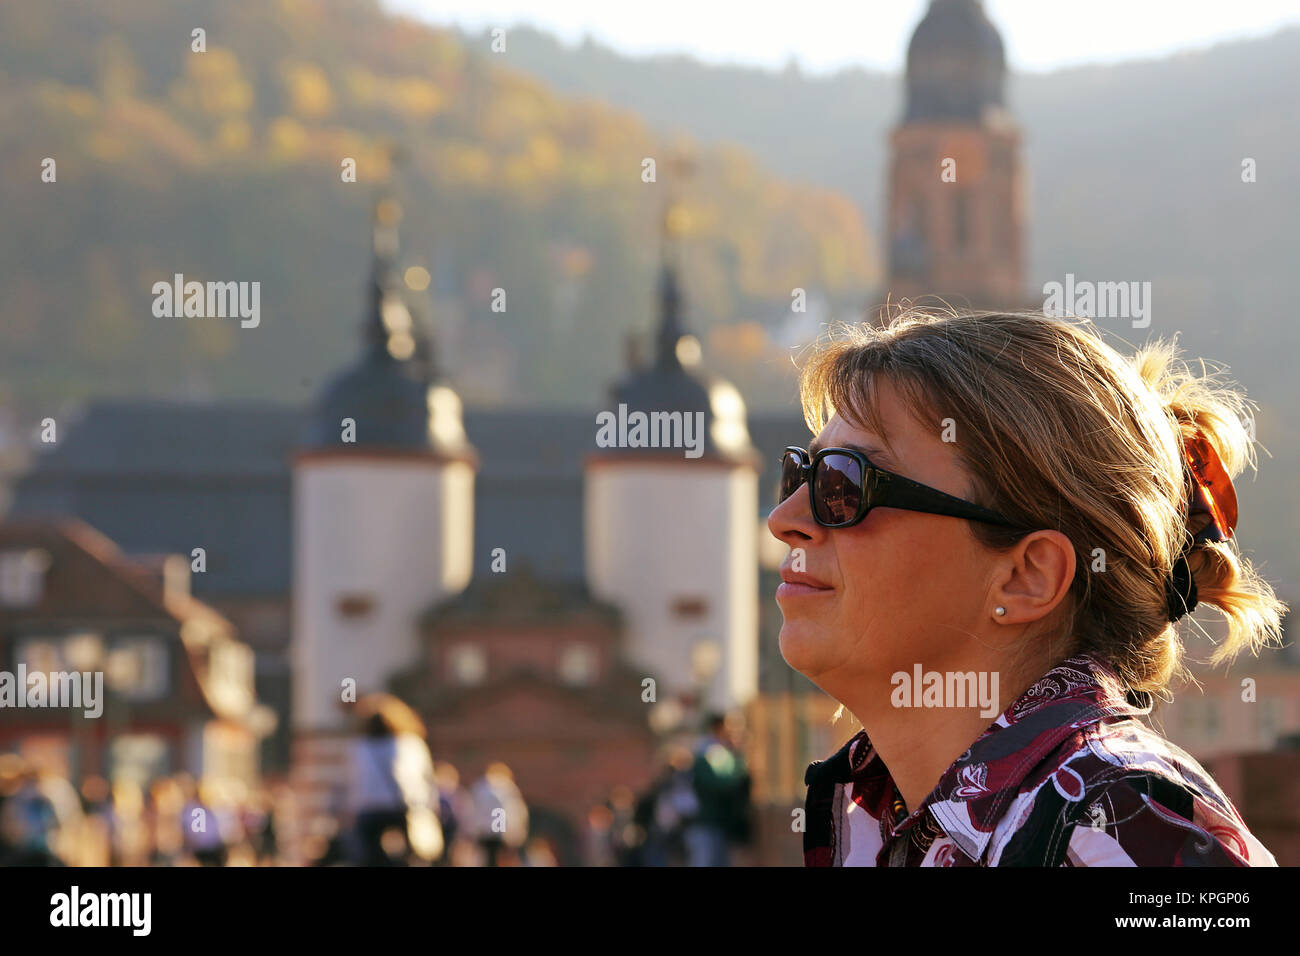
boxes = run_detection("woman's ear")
[993,530,1075,623]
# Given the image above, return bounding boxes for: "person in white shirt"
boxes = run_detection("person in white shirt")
[345,697,441,865]
[467,763,528,866]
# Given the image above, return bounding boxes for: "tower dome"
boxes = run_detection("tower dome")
[302,199,472,459]
[606,260,756,465]
[903,0,1007,124]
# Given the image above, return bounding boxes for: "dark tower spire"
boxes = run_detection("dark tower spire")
[364,189,408,357]
[655,261,684,370]
[407,283,440,383]
[653,150,696,370]
[600,146,757,465]
[299,151,474,458]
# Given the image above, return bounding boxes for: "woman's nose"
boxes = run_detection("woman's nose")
[767,482,816,542]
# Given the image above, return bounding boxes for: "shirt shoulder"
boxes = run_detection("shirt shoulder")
[990,717,1275,866]
[802,732,867,866]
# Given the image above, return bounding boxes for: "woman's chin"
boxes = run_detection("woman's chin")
[778,622,824,674]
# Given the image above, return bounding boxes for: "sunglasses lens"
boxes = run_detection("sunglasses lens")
[778,451,804,505]
[815,453,864,525]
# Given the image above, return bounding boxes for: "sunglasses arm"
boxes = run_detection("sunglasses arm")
[873,471,1020,527]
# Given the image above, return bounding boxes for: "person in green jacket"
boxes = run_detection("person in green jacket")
[687,713,753,866]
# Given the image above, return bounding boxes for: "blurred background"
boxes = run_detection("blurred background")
[0,0,1297,866]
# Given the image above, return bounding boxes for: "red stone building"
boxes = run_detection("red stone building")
[0,519,267,789]
[392,564,659,864]
[885,0,1030,311]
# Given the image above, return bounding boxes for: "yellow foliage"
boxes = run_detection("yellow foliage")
[318,127,363,165]
[440,142,493,187]
[665,203,693,238]
[39,83,99,119]
[481,86,549,144]
[96,34,142,101]
[282,62,335,119]
[428,32,465,76]
[716,146,759,191]
[344,67,379,106]
[527,134,561,177]
[503,153,537,188]
[107,99,209,170]
[393,77,444,119]
[174,47,254,117]
[88,128,128,163]
[278,0,315,19]
[565,155,607,190]
[345,71,444,119]
[268,116,308,160]
[361,142,392,182]
[217,118,253,153]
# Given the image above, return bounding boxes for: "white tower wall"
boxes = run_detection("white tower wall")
[292,456,474,733]
[585,461,758,710]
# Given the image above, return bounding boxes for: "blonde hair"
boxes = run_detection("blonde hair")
[796,307,1287,700]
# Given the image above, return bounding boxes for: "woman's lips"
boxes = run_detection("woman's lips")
[776,581,835,598]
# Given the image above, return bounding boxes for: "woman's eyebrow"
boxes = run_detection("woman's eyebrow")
[809,440,897,467]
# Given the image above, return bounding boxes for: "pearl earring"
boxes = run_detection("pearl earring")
[994,606,1007,617]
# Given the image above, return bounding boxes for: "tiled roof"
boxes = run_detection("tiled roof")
[10,400,298,597]
[9,400,808,597]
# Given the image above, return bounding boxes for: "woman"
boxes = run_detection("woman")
[346,694,441,865]
[767,309,1286,867]
[468,762,528,866]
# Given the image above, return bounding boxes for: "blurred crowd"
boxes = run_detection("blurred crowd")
[0,754,281,867]
[1,703,754,867]
[582,712,755,867]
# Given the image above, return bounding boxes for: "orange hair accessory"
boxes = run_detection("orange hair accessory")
[1181,430,1237,545]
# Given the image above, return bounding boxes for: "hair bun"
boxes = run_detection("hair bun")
[1166,554,1198,622]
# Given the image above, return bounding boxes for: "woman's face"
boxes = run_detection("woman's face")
[766,379,998,695]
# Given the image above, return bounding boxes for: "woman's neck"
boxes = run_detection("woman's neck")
[840,649,1055,814]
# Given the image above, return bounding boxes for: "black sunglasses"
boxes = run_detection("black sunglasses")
[777,445,1021,529]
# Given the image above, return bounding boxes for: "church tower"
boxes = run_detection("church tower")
[291,195,477,819]
[584,168,761,713]
[886,0,1026,309]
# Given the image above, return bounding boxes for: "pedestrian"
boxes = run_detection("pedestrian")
[468,763,528,866]
[0,763,62,865]
[345,694,442,866]
[181,778,228,867]
[686,713,750,866]
[433,762,472,866]
[641,746,698,866]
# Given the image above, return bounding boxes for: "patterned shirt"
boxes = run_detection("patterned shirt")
[802,654,1276,866]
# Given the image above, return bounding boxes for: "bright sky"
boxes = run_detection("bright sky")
[383,0,1300,74]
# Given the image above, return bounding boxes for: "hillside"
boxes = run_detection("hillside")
[0,0,878,416]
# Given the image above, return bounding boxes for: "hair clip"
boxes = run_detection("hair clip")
[1166,430,1235,624]
[1181,430,1237,546]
